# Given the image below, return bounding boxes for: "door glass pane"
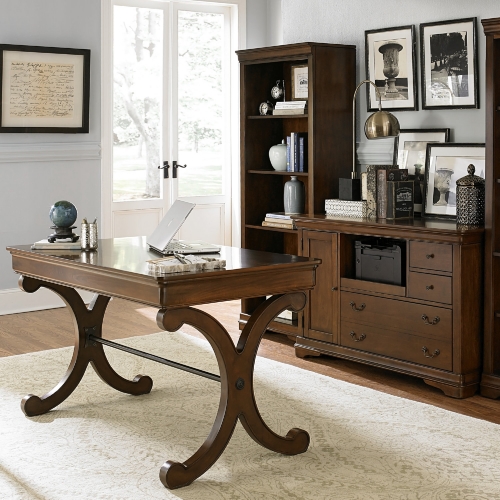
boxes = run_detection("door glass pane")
[113,6,163,201]
[177,10,224,197]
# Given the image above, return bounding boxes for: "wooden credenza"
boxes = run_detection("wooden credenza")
[294,216,484,399]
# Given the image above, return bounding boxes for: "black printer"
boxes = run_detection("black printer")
[355,238,405,286]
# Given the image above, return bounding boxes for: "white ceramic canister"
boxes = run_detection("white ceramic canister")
[269,140,287,171]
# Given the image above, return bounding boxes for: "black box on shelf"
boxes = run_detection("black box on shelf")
[355,238,404,285]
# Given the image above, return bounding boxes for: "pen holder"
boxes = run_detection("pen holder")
[81,218,98,250]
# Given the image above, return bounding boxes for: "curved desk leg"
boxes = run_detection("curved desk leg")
[156,292,308,489]
[19,276,152,417]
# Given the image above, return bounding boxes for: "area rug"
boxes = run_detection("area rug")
[1,331,500,500]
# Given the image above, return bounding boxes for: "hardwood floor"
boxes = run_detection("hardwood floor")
[1,298,499,424]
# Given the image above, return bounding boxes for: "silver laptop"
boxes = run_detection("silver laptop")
[147,200,220,255]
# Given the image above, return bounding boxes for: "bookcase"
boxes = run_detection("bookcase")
[236,42,356,335]
[481,18,500,399]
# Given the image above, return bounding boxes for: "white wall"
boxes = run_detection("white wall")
[283,0,498,165]
[247,0,283,48]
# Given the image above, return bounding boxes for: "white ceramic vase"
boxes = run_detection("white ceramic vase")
[269,140,287,171]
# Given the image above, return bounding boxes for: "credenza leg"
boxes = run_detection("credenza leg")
[19,276,152,417]
[156,292,309,489]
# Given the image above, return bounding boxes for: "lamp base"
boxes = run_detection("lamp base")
[339,178,361,201]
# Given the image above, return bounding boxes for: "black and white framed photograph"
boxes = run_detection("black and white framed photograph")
[420,18,478,110]
[0,44,90,133]
[291,64,308,100]
[423,143,485,219]
[365,25,417,111]
[393,128,450,213]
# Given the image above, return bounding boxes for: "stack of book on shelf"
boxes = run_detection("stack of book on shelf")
[375,168,414,219]
[286,132,307,172]
[261,212,296,229]
[272,100,307,115]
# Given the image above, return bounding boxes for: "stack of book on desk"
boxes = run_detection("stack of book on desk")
[261,213,296,229]
[272,101,307,115]
[31,239,81,250]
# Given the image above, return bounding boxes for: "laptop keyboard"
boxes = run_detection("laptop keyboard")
[165,240,190,251]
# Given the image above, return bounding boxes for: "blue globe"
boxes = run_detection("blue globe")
[49,200,78,228]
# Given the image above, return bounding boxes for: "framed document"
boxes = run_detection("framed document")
[0,44,90,133]
[291,64,308,100]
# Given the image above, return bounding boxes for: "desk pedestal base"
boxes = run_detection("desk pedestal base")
[18,275,309,490]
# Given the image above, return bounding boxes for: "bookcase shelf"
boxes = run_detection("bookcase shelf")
[247,114,309,119]
[247,169,308,176]
[245,224,297,234]
[237,42,356,336]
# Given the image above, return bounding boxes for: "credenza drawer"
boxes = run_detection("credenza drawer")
[407,271,452,304]
[409,241,453,272]
[341,291,452,341]
[340,320,452,371]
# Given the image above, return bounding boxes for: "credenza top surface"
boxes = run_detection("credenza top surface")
[295,215,484,244]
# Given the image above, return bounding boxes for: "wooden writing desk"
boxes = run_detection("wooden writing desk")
[7,237,319,489]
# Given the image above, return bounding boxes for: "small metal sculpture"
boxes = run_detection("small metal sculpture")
[47,200,79,243]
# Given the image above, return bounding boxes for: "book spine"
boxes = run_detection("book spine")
[298,135,307,172]
[361,172,368,201]
[262,221,296,229]
[290,133,295,173]
[294,133,300,172]
[386,181,414,219]
[377,169,387,219]
[286,136,291,172]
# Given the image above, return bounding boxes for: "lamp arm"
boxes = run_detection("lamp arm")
[352,80,382,177]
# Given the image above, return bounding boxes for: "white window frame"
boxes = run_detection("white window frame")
[101,0,246,245]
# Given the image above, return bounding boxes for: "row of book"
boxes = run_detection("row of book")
[286,132,308,172]
[261,212,296,229]
[273,100,307,116]
[325,166,414,220]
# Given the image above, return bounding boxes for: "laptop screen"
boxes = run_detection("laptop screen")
[146,200,195,252]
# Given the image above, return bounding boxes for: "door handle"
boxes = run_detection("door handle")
[158,161,170,179]
[172,160,187,179]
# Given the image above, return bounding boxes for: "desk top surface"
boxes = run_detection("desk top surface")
[8,237,316,280]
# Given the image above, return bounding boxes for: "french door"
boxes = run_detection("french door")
[108,0,233,244]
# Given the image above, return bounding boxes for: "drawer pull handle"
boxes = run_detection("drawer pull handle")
[350,331,366,342]
[426,253,434,259]
[422,314,440,325]
[425,285,434,290]
[422,346,440,358]
[350,301,365,312]
[332,287,338,291]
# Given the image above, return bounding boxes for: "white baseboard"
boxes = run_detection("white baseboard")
[0,287,95,316]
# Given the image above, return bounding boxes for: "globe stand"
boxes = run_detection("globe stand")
[47,226,80,243]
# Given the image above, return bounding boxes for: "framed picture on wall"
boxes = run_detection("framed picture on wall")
[0,44,91,133]
[393,128,450,213]
[420,18,478,109]
[423,143,485,219]
[365,25,418,111]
